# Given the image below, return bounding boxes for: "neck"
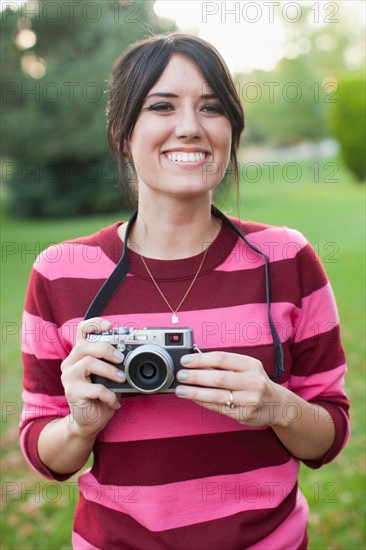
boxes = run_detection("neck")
[119,196,220,260]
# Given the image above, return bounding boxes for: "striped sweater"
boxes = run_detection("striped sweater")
[20,217,349,550]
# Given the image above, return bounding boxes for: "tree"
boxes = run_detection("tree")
[1,0,175,216]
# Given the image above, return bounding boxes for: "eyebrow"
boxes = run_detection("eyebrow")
[144,92,219,101]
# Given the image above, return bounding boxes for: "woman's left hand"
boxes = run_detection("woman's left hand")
[175,351,285,427]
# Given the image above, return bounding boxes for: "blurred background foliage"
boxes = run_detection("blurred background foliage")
[1,0,176,216]
[1,0,365,218]
[237,4,366,182]
[330,72,366,182]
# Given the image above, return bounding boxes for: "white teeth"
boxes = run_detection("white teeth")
[165,152,206,162]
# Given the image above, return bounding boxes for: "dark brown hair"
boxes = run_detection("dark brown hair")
[106,32,245,207]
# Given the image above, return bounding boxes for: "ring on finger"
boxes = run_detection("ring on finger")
[225,390,236,410]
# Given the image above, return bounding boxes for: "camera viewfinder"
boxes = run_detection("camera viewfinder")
[165,333,183,346]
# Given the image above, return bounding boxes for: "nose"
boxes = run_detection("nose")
[174,106,203,140]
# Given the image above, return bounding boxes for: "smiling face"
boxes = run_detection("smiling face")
[125,54,232,204]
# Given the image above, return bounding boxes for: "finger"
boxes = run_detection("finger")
[180,351,262,373]
[76,318,112,341]
[176,368,241,389]
[62,339,124,370]
[62,356,126,384]
[69,383,120,410]
[175,384,235,408]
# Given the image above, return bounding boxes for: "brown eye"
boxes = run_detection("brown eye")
[202,104,225,114]
[147,103,174,112]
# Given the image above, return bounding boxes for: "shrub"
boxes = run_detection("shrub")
[330,74,366,181]
[3,156,123,218]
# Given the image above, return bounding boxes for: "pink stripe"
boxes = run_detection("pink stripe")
[20,390,69,424]
[26,269,336,360]
[289,364,347,402]
[72,531,101,550]
[214,226,307,272]
[248,489,309,549]
[98,393,266,442]
[78,458,299,531]
[33,244,117,280]
[96,287,340,350]
[21,312,69,359]
[193,302,293,348]
[52,286,336,353]
[22,314,94,357]
[81,469,297,530]
[293,283,339,343]
[80,302,295,352]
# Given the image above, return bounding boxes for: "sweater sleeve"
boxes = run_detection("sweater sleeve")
[19,250,77,481]
[287,233,350,469]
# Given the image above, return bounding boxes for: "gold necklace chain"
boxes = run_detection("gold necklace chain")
[140,246,210,324]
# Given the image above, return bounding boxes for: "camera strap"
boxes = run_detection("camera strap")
[84,210,137,321]
[84,207,284,379]
[211,206,284,378]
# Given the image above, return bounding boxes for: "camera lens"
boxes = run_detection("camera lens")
[124,345,174,393]
[140,363,157,379]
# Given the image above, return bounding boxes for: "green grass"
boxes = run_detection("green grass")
[1,155,365,549]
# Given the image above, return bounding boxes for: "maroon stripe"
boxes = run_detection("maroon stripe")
[161,486,298,550]
[108,258,306,311]
[291,327,345,375]
[296,244,328,297]
[73,485,298,550]
[298,529,309,550]
[93,223,131,264]
[238,220,270,235]
[67,232,106,248]
[91,430,291,486]
[24,270,55,321]
[22,353,63,395]
[25,248,328,331]
[26,254,318,327]
[24,274,104,322]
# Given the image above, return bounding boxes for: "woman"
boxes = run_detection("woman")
[20,33,349,549]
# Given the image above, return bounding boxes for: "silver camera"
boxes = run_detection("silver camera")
[89,327,195,394]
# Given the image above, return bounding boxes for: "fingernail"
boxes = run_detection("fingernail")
[175,387,187,397]
[101,320,111,330]
[177,370,188,381]
[115,401,121,409]
[181,355,192,366]
[114,350,124,361]
[116,370,126,380]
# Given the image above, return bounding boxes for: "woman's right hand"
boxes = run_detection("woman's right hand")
[60,318,126,440]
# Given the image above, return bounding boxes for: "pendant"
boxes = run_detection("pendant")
[172,314,179,324]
